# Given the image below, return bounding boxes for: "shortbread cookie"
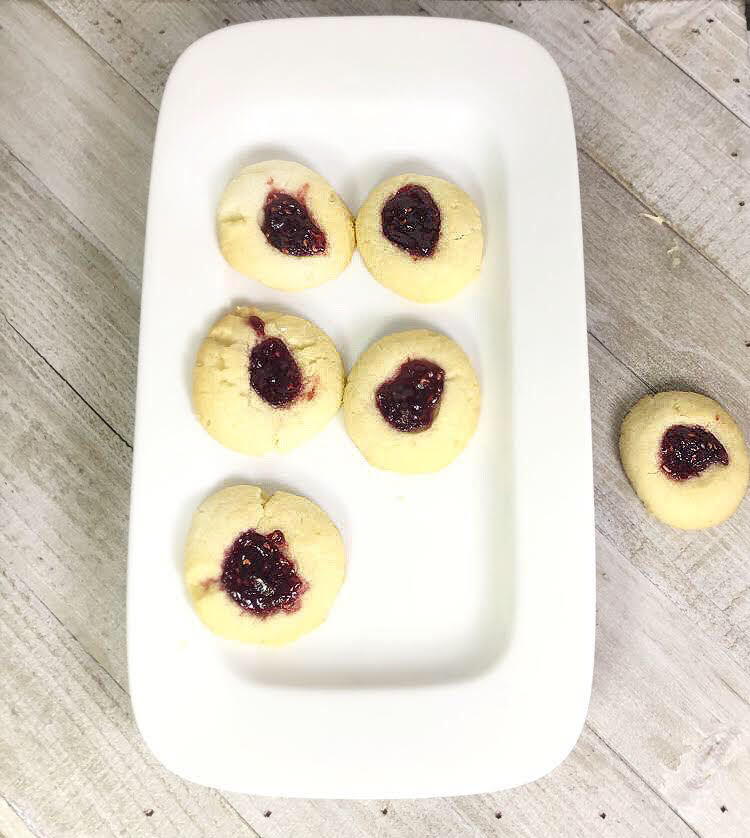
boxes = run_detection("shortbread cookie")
[619,391,749,529]
[184,485,346,646]
[343,329,480,473]
[192,306,344,454]
[217,160,355,290]
[356,174,483,302]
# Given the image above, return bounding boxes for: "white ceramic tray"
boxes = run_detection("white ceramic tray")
[128,17,594,798]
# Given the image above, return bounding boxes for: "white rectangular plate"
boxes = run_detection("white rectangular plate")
[128,17,594,798]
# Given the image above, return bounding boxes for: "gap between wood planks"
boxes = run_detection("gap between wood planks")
[2,310,133,451]
[579,144,749,301]
[586,723,702,838]
[603,0,750,133]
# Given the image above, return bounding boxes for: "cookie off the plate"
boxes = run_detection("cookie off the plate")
[619,390,749,529]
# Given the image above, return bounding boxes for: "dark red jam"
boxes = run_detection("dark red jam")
[660,424,729,480]
[381,184,441,258]
[247,315,265,336]
[250,337,303,407]
[261,190,326,256]
[375,359,445,432]
[221,529,306,616]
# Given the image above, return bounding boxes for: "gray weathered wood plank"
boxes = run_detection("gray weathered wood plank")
[587,343,750,838]
[0,796,38,838]
[607,0,750,128]
[1,306,132,682]
[0,141,139,442]
[0,0,155,276]
[580,149,750,663]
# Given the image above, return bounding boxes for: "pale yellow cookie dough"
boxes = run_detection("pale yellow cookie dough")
[343,330,480,473]
[619,391,749,530]
[355,174,483,303]
[192,306,344,455]
[217,160,355,291]
[184,485,346,646]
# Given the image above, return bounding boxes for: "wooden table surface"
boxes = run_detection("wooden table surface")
[2,1,750,836]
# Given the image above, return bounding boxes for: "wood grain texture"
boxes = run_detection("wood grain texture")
[0,141,139,443]
[0,0,155,276]
[580,150,750,666]
[0,797,38,838]
[607,1,750,127]
[588,342,750,838]
[0,308,132,682]
[2,0,750,835]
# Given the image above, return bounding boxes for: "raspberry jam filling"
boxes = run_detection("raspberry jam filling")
[381,184,441,258]
[247,315,265,336]
[261,190,326,256]
[249,337,303,407]
[660,424,729,480]
[375,358,445,432]
[221,529,306,616]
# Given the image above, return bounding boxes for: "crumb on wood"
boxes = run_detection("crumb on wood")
[734,78,740,83]
[495,811,502,819]
[223,18,231,25]
[263,810,272,817]
[144,809,154,817]
[720,805,728,813]
[381,807,388,815]
[691,27,700,33]
[667,243,681,267]
[600,812,607,819]
[740,201,746,207]
[639,212,664,224]
[744,341,750,347]
[731,151,738,157]
[583,19,590,24]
